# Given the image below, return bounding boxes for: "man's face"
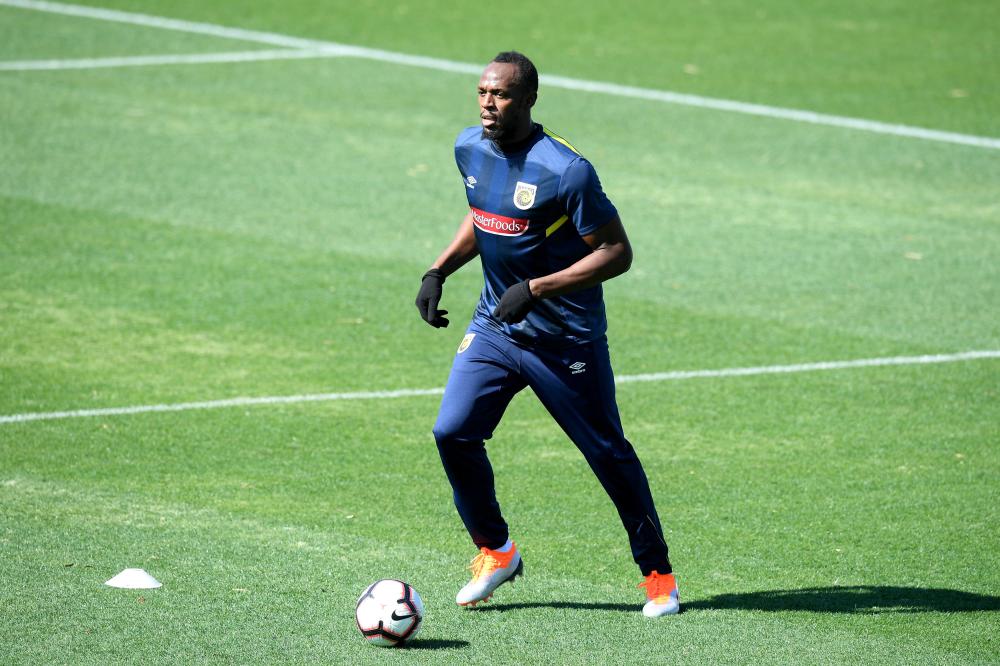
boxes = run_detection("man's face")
[478,62,535,143]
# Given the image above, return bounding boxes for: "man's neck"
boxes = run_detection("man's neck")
[494,122,538,152]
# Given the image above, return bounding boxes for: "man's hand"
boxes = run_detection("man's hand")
[493,280,535,324]
[415,268,449,328]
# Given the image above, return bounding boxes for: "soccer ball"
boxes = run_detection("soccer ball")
[355,579,424,647]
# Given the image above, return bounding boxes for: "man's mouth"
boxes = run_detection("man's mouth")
[481,114,498,127]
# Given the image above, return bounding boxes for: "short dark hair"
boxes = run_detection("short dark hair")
[491,51,538,95]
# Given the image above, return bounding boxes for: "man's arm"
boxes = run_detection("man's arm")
[529,216,631,299]
[430,211,479,276]
[492,216,632,323]
[416,212,479,328]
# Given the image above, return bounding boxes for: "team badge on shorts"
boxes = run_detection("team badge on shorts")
[513,181,537,210]
[457,333,476,354]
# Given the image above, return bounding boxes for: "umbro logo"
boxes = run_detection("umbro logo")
[465,176,477,189]
[569,361,586,374]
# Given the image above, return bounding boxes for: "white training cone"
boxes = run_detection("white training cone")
[105,568,162,589]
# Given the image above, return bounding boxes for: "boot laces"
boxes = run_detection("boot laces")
[639,571,675,601]
[469,550,500,581]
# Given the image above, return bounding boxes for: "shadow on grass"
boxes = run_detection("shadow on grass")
[469,601,635,613]
[402,638,470,650]
[470,586,1000,615]
[685,586,1000,614]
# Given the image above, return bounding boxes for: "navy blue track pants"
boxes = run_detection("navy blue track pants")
[432,324,671,576]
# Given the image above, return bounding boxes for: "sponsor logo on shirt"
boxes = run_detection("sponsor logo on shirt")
[513,181,537,210]
[470,206,529,236]
[465,175,477,189]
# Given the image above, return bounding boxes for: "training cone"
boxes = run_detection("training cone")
[104,568,162,589]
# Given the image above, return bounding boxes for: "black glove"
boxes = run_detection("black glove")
[415,268,449,328]
[493,280,535,324]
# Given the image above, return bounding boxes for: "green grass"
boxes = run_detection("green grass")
[1,1,999,663]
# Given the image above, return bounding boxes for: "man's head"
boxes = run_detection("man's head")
[478,51,538,145]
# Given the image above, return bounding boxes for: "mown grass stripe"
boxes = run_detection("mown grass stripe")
[0,49,342,70]
[2,0,998,150]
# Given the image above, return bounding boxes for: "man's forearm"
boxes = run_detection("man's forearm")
[528,241,630,299]
[528,216,633,300]
[431,212,479,277]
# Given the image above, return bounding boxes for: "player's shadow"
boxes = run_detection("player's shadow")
[470,601,635,613]
[684,586,1000,614]
[403,638,470,650]
[471,586,1000,614]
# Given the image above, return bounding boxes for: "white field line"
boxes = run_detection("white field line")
[0,0,333,49]
[1,351,997,425]
[2,0,999,150]
[539,76,1000,150]
[616,350,1000,383]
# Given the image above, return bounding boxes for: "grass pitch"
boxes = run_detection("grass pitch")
[1,1,998,663]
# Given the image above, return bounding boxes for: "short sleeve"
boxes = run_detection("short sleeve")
[557,157,619,236]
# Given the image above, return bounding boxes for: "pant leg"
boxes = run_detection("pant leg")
[522,338,671,576]
[433,328,527,550]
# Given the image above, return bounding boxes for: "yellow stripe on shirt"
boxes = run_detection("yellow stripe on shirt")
[542,128,580,155]
[546,215,569,237]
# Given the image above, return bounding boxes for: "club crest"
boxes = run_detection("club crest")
[513,181,537,210]
[457,333,476,354]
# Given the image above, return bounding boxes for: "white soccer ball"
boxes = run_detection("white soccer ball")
[355,579,424,647]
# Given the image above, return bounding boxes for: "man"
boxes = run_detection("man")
[415,51,679,617]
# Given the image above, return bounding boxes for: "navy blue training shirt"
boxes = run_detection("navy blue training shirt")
[455,123,619,348]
